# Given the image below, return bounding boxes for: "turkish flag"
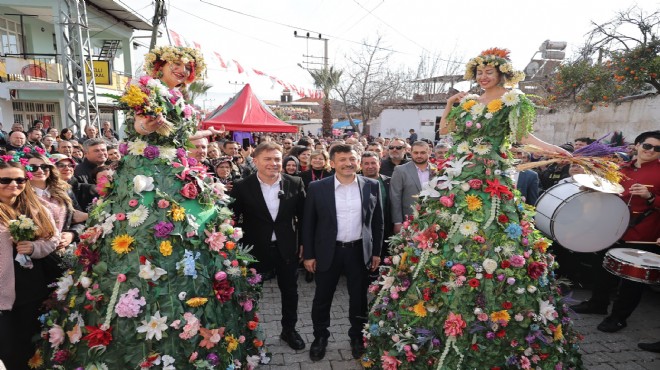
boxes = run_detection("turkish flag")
[252,68,265,76]
[169,30,183,47]
[232,60,244,74]
[213,52,227,68]
[193,41,202,50]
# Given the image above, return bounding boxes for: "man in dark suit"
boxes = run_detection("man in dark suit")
[512,147,540,205]
[303,144,384,361]
[361,150,392,258]
[231,142,306,351]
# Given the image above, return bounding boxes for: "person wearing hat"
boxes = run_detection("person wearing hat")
[211,155,236,191]
[571,130,660,339]
[51,154,96,212]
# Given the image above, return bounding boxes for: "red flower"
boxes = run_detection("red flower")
[496,329,506,338]
[500,152,508,159]
[471,343,479,351]
[498,214,509,223]
[180,182,199,199]
[467,179,483,189]
[484,273,493,279]
[527,262,547,279]
[441,285,450,293]
[438,231,448,239]
[139,255,147,264]
[502,301,513,309]
[539,353,549,360]
[484,179,513,199]
[82,325,113,347]
[247,321,258,330]
[500,260,511,269]
[213,279,235,303]
[423,287,432,301]
[468,278,480,288]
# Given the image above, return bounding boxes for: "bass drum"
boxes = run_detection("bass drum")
[534,181,630,252]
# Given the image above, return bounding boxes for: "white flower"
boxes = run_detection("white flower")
[482,258,497,274]
[456,141,470,154]
[55,274,74,300]
[501,90,521,107]
[454,244,463,253]
[133,175,155,193]
[391,255,401,266]
[128,139,147,155]
[160,147,177,161]
[127,205,149,227]
[527,285,537,293]
[435,175,461,191]
[439,209,451,220]
[100,214,117,237]
[484,112,493,119]
[460,182,470,192]
[381,276,395,290]
[139,260,167,281]
[538,299,558,324]
[161,355,176,370]
[79,276,92,289]
[470,103,485,117]
[227,266,241,276]
[515,287,525,294]
[475,273,483,279]
[136,311,168,341]
[419,177,441,198]
[461,94,480,103]
[502,244,515,256]
[178,292,187,300]
[473,143,492,155]
[458,221,479,236]
[444,156,472,178]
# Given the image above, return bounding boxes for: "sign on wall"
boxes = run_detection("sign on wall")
[85,60,112,85]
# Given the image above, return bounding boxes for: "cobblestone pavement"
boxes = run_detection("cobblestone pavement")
[258,273,660,369]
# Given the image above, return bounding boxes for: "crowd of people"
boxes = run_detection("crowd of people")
[0,44,658,370]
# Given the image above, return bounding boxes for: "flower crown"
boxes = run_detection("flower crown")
[143,46,206,84]
[1,146,53,178]
[464,48,525,87]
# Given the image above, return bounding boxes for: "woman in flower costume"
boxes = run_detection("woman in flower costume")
[36,46,268,370]
[362,48,583,369]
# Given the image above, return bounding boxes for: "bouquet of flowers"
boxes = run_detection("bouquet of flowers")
[9,214,38,268]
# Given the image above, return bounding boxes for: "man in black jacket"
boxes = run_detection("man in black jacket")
[231,142,306,351]
[74,138,108,183]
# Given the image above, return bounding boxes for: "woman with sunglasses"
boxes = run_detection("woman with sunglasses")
[26,153,87,255]
[0,160,59,370]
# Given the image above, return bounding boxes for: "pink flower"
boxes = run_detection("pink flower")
[476,123,482,129]
[214,271,227,281]
[22,147,32,154]
[241,299,254,312]
[128,199,138,207]
[189,351,198,363]
[139,75,151,85]
[170,320,181,329]
[468,179,483,189]
[115,213,126,221]
[180,312,200,340]
[440,195,454,207]
[473,235,486,243]
[477,313,489,321]
[157,199,170,209]
[116,274,126,282]
[180,182,199,199]
[48,325,65,348]
[205,230,227,251]
[509,255,526,267]
[114,288,146,318]
[450,264,466,276]
[465,121,473,128]
[381,352,402,370]
[444,312,466,337]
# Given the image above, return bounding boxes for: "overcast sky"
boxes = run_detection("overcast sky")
[125,0,657,105]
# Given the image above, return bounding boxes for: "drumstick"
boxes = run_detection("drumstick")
[642,185,654,187]
[626,241,659,245]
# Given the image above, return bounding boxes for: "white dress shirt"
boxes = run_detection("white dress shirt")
[416,164,430,188]
[257,174,281,241]
[334,175,362,242]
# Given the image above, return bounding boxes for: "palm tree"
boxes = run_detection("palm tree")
[309,66,342,137]
[187,80,213,106]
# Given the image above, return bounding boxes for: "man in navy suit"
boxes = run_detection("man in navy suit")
[303,144,384,361]
[513,147,540,205]
[231,142,306,351]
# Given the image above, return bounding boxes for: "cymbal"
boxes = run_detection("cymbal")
[573,173,624,194]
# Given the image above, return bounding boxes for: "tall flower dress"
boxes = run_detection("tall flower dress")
[35,76,269,370]
[362,90,583,369]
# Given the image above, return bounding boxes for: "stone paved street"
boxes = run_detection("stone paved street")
[257,273,660,369]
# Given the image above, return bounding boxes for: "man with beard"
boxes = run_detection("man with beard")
[361,151,392,258]
[390,141,432,233]
[379,138,408,177]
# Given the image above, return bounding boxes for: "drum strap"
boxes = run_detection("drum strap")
[629,208,655,227]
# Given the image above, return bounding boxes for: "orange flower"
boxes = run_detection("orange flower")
[225,241,235,250]
[534,239,549,253]
[490,310,511,324]
[253,338,264,347]
[462,100,476,111]
[199,327,223,349]
[481,47,510,59]
[247,321,258,330]
[27,349,43,369]
[487,99,504,113]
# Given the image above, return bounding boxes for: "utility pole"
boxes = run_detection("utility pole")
[150,0,166,50]
[293,31,328,71]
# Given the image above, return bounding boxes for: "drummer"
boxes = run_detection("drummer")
[571,130,660,337]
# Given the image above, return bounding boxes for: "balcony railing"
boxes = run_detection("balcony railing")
[0,54,131,91]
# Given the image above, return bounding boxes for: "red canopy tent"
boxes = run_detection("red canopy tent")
[202,84,298,133]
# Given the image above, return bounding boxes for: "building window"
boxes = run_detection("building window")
[12,101,59,128]
[0,17,22,55]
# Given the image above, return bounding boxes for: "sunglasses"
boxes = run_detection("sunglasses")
[389,146,404,150]
[56,163,76,169]
[641,143,660,153]
[0,177,28,185]
[28,164,51,172]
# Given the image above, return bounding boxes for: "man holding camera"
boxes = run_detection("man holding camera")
[230,142,307,351]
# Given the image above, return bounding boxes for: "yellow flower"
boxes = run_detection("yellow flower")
[120,85,148,108]
[225,334,238,352]
[168,205,186,222]
[490,310,511,324]
[465,195,483,211]
[413,301,427,317]
[112,234,135,254]
[159,241,173,256]
[240,266,247,276]
[487,99,504,113]
[186,297,208,307]
[361,358,374,368]
[69,296,76,308]
[28,349,43,369]
[534,239,549,253]
[462,100,476,111]
[554,324,564,341]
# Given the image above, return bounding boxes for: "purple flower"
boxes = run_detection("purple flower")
[176,148,187,158]
[118,142,129,155]
[206,353,220,366]
[153,221,174,238]
[486,331,495,340]
[143,145,160,160]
